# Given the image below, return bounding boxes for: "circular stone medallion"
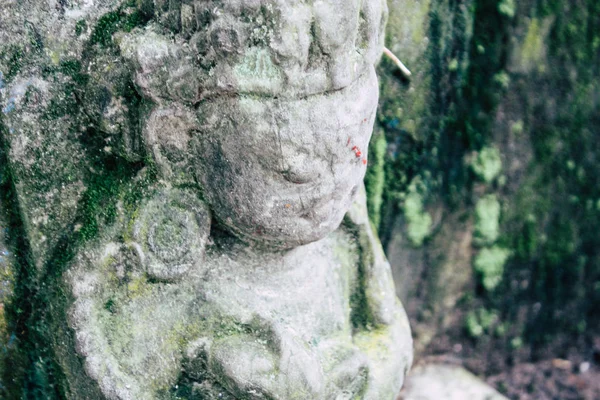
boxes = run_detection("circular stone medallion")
[132,187,211,281]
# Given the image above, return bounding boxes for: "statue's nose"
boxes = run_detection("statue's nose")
[279,150,328,185]
[282,168,316,185]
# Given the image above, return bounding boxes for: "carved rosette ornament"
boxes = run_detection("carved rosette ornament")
[131,188,211,281]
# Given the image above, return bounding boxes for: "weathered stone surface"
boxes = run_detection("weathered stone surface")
[399,364,509,400]
[0,0,412,398]
[1,74,89,270]
[0,199,15,394]
[193,70,379,248]
[62,185,412,399]
[0,0,115,270]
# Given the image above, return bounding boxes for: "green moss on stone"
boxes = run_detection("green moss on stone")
[474,194,501,246]
[403,180,432,247]
[365,131,387,229]
[474,246,511,291]
[465,307,499,338]
[471,146,502,183]
[90,7,152,48]
[497,0,516,18]
[350,239,376,331]
[0,44,25,80]
[75,20,88,36]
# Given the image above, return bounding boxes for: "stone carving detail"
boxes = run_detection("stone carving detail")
[0,0,412,399]
[132,188,210,281]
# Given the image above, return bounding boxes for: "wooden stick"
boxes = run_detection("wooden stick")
[383,47,412,78]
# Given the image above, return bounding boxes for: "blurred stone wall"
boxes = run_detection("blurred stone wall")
[369,0,600,372]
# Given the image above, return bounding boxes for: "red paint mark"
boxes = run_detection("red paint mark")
[351,145,363,159]
[362,158,367,165]
[347,137,351,145]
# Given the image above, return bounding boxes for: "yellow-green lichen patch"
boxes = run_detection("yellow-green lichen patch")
[473,246,511,291]
[511,119,524,136]
[474,194,501,246]
[234,47,284,94]
[353,322,409,400]
[465,307,499,338]
[402,179,432,247]
[515,17,554,73]
[332,232,360,320]
[365,130,387,229]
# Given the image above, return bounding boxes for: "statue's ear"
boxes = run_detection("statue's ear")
[143,104,200,185]
[78,49,150,163]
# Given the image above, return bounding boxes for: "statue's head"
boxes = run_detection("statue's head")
[124,0,388,248]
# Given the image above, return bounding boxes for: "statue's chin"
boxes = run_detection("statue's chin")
[219,197,351,250]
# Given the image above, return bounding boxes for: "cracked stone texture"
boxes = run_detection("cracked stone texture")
[0,0,412,398]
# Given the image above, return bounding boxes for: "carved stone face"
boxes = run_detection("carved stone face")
[126,0,388,247]
[193,69,379,247]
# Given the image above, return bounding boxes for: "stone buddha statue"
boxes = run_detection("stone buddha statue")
[0,0,412,398]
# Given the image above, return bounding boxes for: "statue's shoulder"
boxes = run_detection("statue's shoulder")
[64,182,212,399]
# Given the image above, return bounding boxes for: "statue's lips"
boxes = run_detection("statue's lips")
[277,177,358,224]
[280,186,337,216]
